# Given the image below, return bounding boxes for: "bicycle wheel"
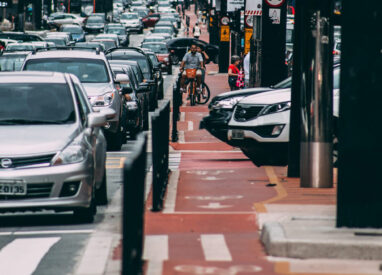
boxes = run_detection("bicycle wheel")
[196,82,211,104]
[189,81,195,106]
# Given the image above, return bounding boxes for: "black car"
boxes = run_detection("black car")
[84,15,105,33]
[111,64,149,139]
[145,51,165,99]
[0,32,43,42]
[106,47,159,111]
[109,59,150,130]
[200,77,292,144]
[167,38,219,64]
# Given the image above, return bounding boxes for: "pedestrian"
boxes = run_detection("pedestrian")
[228,55,241,91]
[193,22,201,40]
[243,52,250,88]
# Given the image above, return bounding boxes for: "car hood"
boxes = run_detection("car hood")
[121,19,140,24]
[82,83,114,96]
[0,124,79,157]
[239,88,291,105]
[214,87,274,100]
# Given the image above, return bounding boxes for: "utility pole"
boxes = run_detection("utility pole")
[337,1,382,227]
[260,0,287,87]
[218,0,230,73]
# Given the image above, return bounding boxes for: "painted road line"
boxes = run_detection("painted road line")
[75,235,113,275]
[253,166,288,213]
[188,121,194,131]
[11,230,94,235]
[143,235,169,261]
[201,234,232,262]
[0,237,60,275]
[163,170,180,213]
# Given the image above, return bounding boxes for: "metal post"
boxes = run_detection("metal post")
[300,0,333,188]
[337,0,382,227]
[218,0,230,73]
[171,82,179,142]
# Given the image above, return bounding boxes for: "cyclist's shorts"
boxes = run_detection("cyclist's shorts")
[182,69,202,76]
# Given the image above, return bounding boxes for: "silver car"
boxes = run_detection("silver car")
[0,71,113,222]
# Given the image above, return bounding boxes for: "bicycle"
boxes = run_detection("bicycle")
[184,68,197,106]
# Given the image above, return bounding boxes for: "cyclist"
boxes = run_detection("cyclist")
[179,43,203,93]
[196,44,208,84]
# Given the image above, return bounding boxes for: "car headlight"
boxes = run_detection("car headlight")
[260,101,291,116]
[213,96,245,110]
[52,141,86,165]
[88,92,114,107]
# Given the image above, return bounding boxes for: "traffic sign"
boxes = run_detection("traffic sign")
[245,0,262,15]
[220,25,230,42]
[220,16,230,25]
[265,0,285,8]
[245,15,253,27]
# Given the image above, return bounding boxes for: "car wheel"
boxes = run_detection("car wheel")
[106,126,123,151]
[95,166,108,206]
[73,185,96,223]
[167,64,172,75]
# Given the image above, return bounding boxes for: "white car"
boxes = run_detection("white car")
[119,12,143,33]
[227,66,340,166]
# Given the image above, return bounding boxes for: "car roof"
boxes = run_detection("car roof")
[0,71,68,83]
[24,49,106,59]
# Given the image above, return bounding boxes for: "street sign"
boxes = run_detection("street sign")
[220,25,230,42]
[220,16,230,25]
[245,0,262,15]
[227,0,244,12]
[245,15,254,27]
[265,0,285,8]
[244,28,253,54]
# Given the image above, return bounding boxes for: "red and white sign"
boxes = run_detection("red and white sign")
[245,0,262,16]
[265,0,285,8]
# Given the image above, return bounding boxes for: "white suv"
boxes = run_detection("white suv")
[228,66,340,166]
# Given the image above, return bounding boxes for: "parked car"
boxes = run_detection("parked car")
[119,12,143,34]
[106,47,159,111]
[59,24,86,42]
[0,71,113,222]
[22,48,127,151]
[226,66,340,166]
[167,38,219,64]
[141,42,172,74]
[84,15,105,33]
[104,26,130,46]
[200,77,292,143]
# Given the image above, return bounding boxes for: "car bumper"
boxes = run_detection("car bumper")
[200,109,233,143]
[0,161,93,212]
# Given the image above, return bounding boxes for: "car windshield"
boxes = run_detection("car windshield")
[272,77,292,89]
[61,26,82,33]
[121,13,138,20]
[24,58,110,83]
[94,40,116,50]
[106,28,125,35]
[141,43,167,54]
[0,54,28,71]
[87,16,103,23]
[0,83,75,125]
[45,38,66,46]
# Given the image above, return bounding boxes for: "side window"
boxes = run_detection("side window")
[72,81,91,125]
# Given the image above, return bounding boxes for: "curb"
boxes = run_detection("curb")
[261,221,382,261]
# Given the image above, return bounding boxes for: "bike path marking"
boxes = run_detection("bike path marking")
[253,167,287,213]
[201,234,232,261]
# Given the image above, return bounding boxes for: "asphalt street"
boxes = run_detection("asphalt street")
[0,31,176,275]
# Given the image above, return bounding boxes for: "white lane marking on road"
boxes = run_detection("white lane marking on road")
[75,235,113,275]
[13,230,94,235]
[188,121,194,131]
[198,202,232,209]
[201,234,232,262]
[163,170,180,213]
[144,235,169,275]
[0,237,60,275]
[180,112,185,121]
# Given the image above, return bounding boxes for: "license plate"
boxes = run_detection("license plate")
[232,129,244,139]
[0,180,27,196]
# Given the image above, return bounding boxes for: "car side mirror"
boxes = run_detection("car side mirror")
[87,112,107,128]
[115,73,130,83]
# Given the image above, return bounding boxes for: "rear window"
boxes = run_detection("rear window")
[24,58,110,83]
[0,54,27,71]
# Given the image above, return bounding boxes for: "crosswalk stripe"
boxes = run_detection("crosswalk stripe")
[201,234,232,262]
[0,237,60,275]
[143,235,169,261]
